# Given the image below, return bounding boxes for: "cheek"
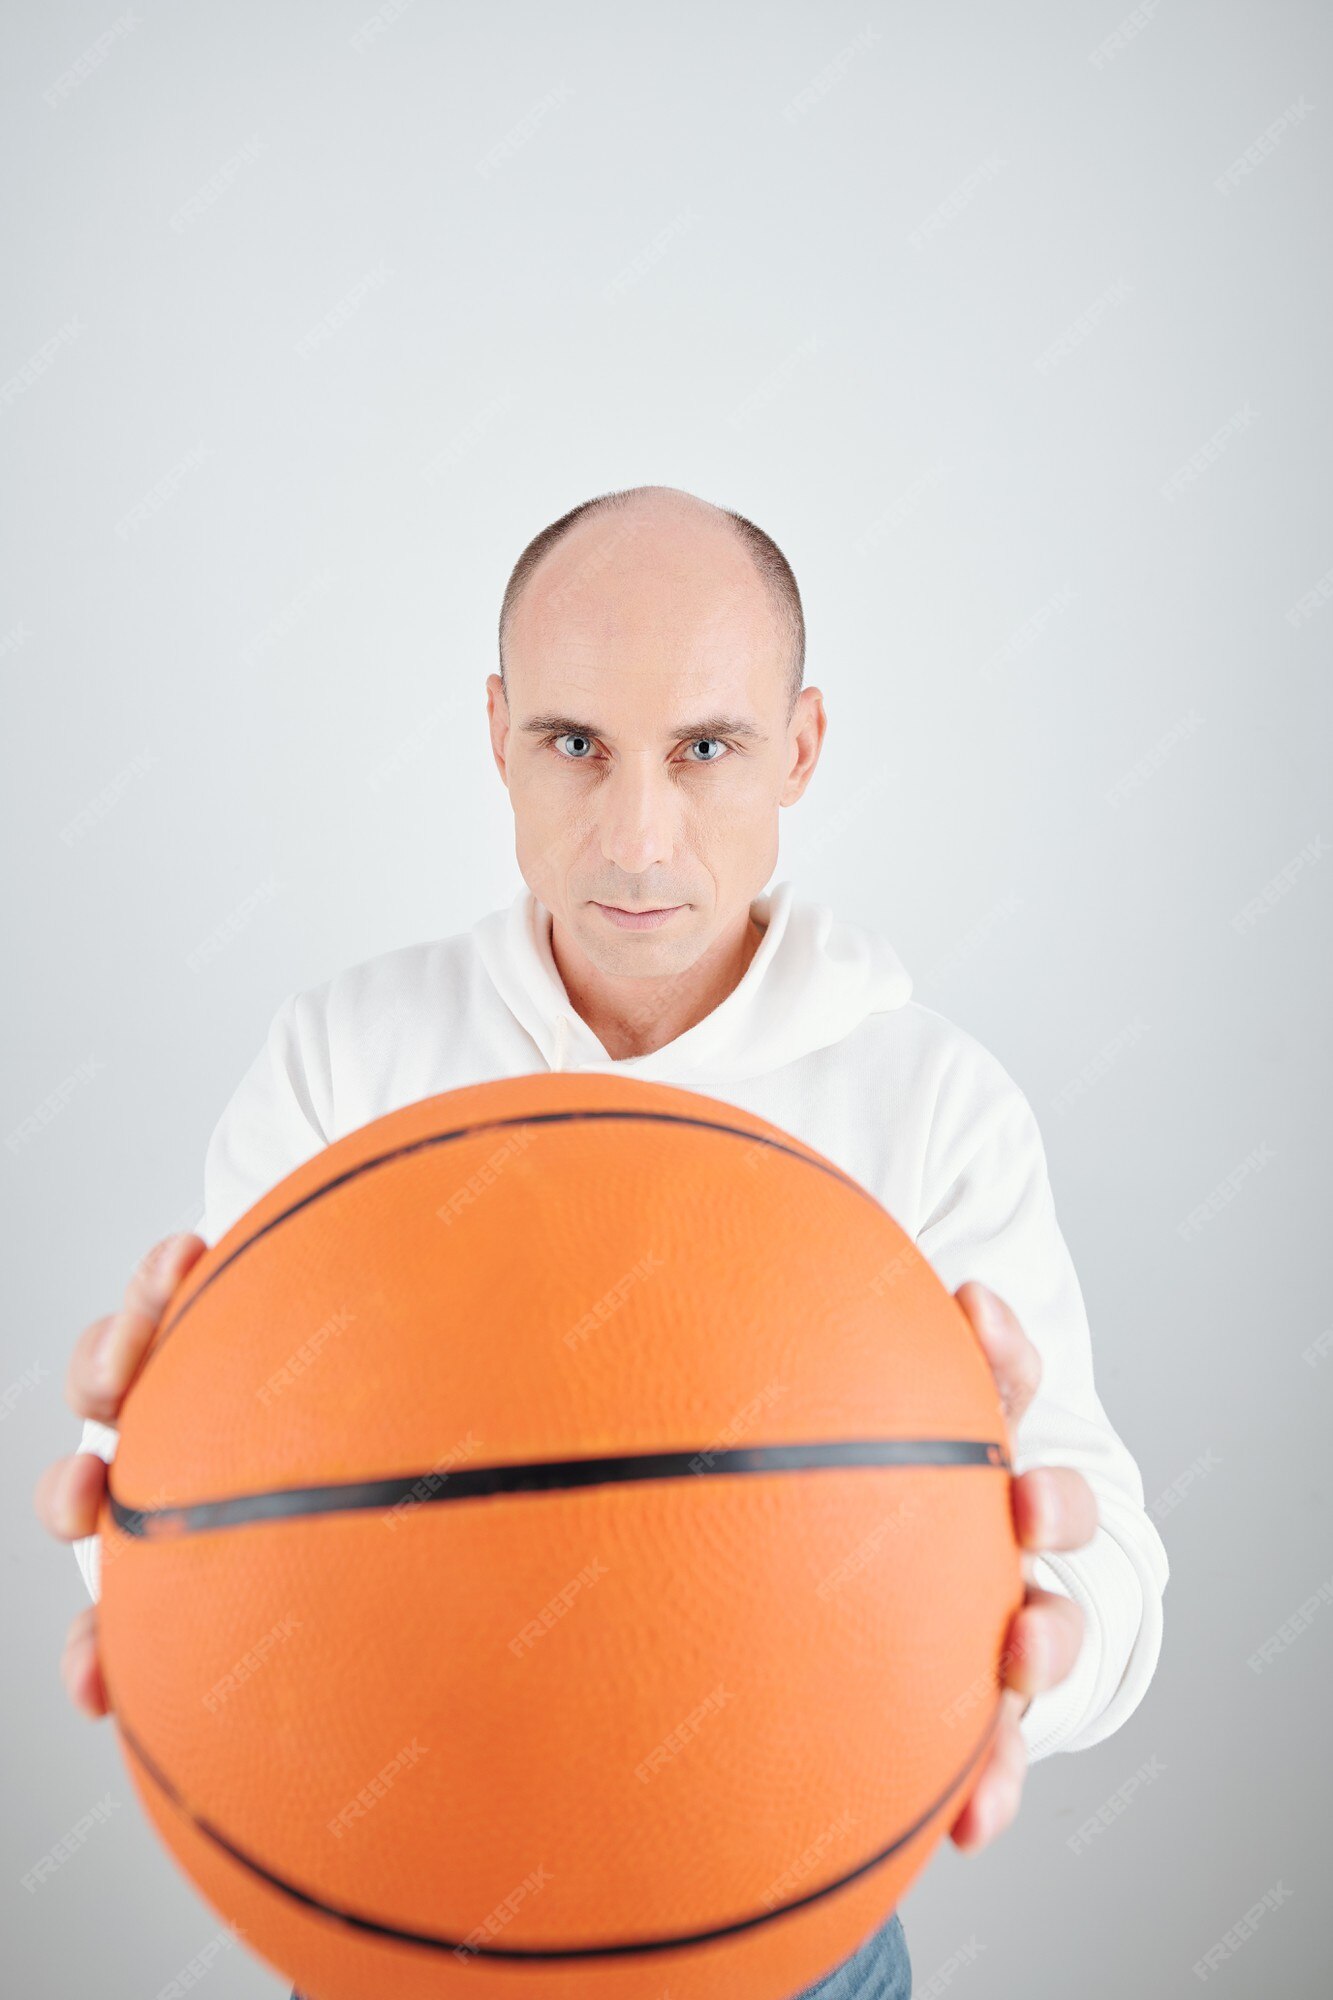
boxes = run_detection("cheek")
[515,763,579,821]
[514,773,600,861]
[689,767,772,837]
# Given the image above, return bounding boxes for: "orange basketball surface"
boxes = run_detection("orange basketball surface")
[98,1071,1023,2000]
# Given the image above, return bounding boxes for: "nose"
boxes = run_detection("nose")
[597,754,679,877]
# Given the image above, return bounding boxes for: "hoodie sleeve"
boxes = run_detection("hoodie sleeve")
[913,1039,1169,1764]
[71,988,332,1604]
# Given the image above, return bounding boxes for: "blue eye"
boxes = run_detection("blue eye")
[547,733,731,763]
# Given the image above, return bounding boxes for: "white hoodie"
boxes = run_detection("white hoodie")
[74,878,1168,1765]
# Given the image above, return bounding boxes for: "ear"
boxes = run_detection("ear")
[485,673,511,785]
[780,687,828,806]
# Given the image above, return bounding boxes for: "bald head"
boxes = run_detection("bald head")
[483,482,827,998]
[498,484,805,721]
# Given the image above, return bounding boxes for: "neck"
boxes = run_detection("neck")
[550,907,765,1061]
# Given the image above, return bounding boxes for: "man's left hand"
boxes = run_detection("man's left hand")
[946,1280,1099,1852]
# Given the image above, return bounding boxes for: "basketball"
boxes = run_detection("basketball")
[98,1070,1023,2000]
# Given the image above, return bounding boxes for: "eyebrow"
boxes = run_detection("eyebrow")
[518,712,767,743]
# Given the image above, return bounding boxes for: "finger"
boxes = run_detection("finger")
[1002,1585,1085,1701]
[1012,1465,1100,1552]
[60,1605,109,1720]
[65,1233,206,1422]
[954,1281,1042,1432]
[32,1451,108,1543]
[123,1231,206,1318]
[949,1689,1028,1851]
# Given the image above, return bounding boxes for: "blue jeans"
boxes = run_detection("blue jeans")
[290,1910,910,1999]
[788,1908,912,1998]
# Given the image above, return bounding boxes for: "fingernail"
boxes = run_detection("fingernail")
[132,1239,170,1285]
[981,1284,1008,1331]
[54,1464,77,1537]
[1027,1469,1050,1544]
[94,1317,124,1394]
[152,1234,179,1273]
[60,1460,93,1538]
[965,1283,998,1338]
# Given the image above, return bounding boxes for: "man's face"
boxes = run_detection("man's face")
[486,497,824,981]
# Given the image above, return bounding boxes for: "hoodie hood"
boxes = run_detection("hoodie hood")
[469,879,913,1082]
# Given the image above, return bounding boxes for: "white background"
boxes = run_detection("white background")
[3,1,1330,1993]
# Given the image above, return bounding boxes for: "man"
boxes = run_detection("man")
[36,484,1168,1999]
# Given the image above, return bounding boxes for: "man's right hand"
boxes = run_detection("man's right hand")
[32,1232,206,1719]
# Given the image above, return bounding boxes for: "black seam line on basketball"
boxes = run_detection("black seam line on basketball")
[111,1698,1001,1961]
[143,1108,882,1376]
[107,1437,1011,1539]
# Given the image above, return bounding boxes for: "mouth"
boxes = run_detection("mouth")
[590,901,685,931]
